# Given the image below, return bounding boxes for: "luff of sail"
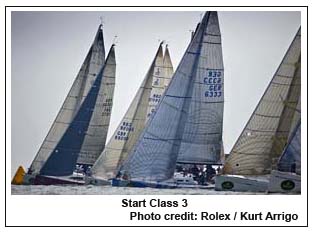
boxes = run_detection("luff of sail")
[39,45,116,176]
[223,28,301,175]
[119,11,223,181]
[91,43,174,180]
[28,25,106,175]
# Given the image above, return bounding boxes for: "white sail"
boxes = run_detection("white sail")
[119,12,224,181]
[163,45,174,90]
[29,25,106,174]
[76,45,116,166]
[223,28,301,175]
[92,43,174,179]
[39,45,116,176]
[146,43,166,120]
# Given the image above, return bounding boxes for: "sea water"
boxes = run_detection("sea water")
[11,185,269,195]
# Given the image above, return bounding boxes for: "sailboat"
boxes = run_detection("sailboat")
[22,25,116,185]
[88,42,174,185]
[215,28,301,192]
[113,11,224,189]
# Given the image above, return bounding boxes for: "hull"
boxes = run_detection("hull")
[85,176,111,186]
[215,175,269,192]
[32,174,85,185]
[112,178,213,189]
[268,170,301,193]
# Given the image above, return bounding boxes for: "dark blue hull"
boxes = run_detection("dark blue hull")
[33,175,85,185]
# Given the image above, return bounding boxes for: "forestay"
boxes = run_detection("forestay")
[39,45,116,176]
[29,25,106,174]
[223,28,301,175]
[91,43,174,179]
[119,12,224,181]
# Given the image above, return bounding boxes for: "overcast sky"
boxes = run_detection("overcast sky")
[11,11,300,176]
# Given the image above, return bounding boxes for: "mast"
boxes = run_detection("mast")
[28,25,106,174]
[119,12,223,181]
[223,28,301,175]
[39,45,116,176]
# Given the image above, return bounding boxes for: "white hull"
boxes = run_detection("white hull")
[215,175,269,192]
[268,170,301,193]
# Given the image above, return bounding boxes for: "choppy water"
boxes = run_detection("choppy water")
[11,185,268,195]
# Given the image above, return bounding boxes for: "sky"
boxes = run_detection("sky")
[10,11,301,177]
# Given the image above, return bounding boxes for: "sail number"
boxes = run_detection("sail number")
[102,98,113,116]
[149,93,162,103]
[115,121,134,141]
[204,70,222,97]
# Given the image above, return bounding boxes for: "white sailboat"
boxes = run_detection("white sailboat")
[215,28,301,192]
[23,25,116,185]
[113,11,224,189]
[88,42,174,185]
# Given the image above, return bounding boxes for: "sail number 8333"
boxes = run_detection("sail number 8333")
[203,70,222,98]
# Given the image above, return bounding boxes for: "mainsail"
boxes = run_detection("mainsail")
[91,43,174,180]
[223,28,301,175]
[39,45,116,176]
[119,11,224,181]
